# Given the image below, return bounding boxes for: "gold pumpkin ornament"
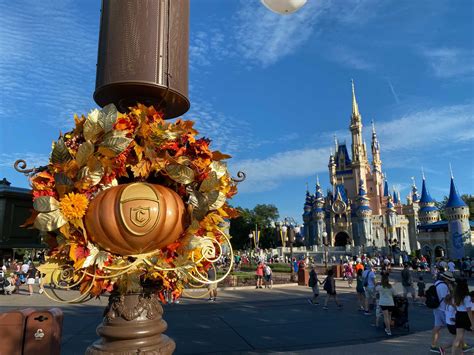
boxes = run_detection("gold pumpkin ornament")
[85,183,186,255]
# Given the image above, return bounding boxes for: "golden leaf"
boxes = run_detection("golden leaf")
[99,130,132,157]
[54,173,73,186]
[212,150,232,161]
[187,188,208,220]
[83,111,103,143]
[33,196,60,212]
[37,262,62,285]
[76,141,94,167]
[77,163,104,187]
[210,161,227,178]
[208,191,226,210]
[130,159,151,178]
[34,210,67,231]
[199,171,219,193]
[166,164,195,184]
[133,144,144,161]
[98,104,118,133]
[51,137,72,164]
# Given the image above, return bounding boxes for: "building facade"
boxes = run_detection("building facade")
[302,82,474,259]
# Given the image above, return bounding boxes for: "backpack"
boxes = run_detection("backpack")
[323,277,331,292]
[425,281,445,309]
[265,266,271,276]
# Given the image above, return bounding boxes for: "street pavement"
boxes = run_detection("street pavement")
[1,269,473,354]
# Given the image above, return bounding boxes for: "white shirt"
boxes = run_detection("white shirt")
[456,296,473,312]
[21,264,29,274]
[435,280,449,310]
[376,285,395,306]
[445,305,456,325]
[448,262,455,272]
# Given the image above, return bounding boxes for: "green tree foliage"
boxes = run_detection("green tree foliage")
[229,204,280,250]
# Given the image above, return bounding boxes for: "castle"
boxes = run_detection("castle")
[302,81,473,259]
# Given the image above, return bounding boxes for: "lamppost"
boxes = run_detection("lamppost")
[322,231,328,270]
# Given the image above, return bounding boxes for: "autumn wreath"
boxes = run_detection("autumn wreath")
[26,104,238,303]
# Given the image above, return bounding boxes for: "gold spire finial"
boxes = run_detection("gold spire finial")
[371,119,376,134]
[316,174,320,186]
[351,79,360,118]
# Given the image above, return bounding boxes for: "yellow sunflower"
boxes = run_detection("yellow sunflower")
[60,192,89,220]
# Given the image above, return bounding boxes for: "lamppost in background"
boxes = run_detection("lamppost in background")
[322,231,328,270]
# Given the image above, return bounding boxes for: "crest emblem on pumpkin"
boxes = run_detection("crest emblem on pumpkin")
[119,183,161,237]
[130,207,151,227]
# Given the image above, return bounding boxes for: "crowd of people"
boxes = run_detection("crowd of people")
[304,254,474,354]
[0,258,44,296]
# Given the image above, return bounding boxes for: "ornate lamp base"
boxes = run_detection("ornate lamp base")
[86,292,175,355]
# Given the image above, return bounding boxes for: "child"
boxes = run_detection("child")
[308,265,321,305]
[417,276,426,305]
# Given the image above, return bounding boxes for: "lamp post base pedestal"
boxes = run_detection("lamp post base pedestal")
[86,292,175,355]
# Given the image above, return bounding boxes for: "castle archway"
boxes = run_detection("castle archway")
[335,231,350,247]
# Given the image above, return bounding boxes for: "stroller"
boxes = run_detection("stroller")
[0,274,12,295]
[391,295,410,331]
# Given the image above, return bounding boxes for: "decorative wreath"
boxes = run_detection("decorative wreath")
[24,104,239,303]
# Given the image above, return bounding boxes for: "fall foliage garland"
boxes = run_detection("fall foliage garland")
[28,104,238,302]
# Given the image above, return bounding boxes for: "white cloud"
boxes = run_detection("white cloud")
[326,46,375,71]
[422,48,474,79]
[230,147,330,193]
[0,1,97,128]
[233,103,474,193]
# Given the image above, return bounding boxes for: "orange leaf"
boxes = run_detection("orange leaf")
[212,151,232,160]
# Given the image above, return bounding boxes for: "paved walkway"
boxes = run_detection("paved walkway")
[1,272,473,354]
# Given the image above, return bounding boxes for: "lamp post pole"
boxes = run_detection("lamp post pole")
[322,231,328,270]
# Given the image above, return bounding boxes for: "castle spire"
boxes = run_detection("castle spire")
[351,79,360,119]
[446,171,467,208]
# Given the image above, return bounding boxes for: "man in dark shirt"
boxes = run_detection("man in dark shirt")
[401,263,416,302]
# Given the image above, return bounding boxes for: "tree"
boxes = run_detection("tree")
[229,204,280,250]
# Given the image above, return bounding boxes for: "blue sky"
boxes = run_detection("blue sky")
[1,0,473,223]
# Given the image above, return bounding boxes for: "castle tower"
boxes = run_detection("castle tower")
[445,175,471,258]
[302,189,313,245]
[311,177,326,246]
[328,149,336,186]
[330,184,353,247]
[371,121,383,214]
[349,80,369,194]
[356,179,372,246]
[418,175,440,225]
[385,194,398,250]
[406,178,421,252]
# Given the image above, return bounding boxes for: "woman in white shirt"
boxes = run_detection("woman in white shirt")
[375,273,396,336]
[452,279,474,355]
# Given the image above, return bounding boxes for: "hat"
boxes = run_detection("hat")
[440,271,455,282]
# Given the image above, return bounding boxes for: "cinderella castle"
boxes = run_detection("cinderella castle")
[302,81,473,259]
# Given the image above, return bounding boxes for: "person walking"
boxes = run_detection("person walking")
[255,261,264,289]
[430,271,455,354]
[356,268,366,312]
[345,261,354,287]
[376,273,396,336]
[363,264,376,315]
[451,279,474,355]
[308,265,321,305]
[322,269,342,310]
[402,263,417,302]
[418,276,426,304]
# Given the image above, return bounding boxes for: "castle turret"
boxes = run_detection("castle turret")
[419,175,440,225]
[356,179,372,246]
[386,194,398,250]
[445,174,471,258]
[311,177,326,246]
[405,178,421,253]
[302,189,313,244]
[328,150,336,186]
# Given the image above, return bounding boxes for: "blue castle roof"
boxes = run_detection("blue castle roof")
[335,144,352,169]
[446,177,467,208]
[335,184,348,203]
[412,184,420,203]
[383,180,389,197]
[419,205,438,213]
[420,178,436,204]
[358,205,371,211]
[358,179,367,197]
[393,190,399,204]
